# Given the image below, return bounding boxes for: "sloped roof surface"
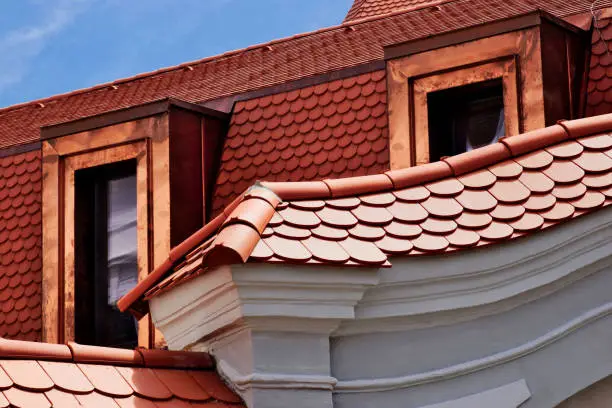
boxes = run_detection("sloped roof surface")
[213,70,389,214]
[587,15,612,116]
[0,151,41,342]
[344,0,442,21]
[0,338,244,407]
[118,114,612,308]
[0,0,604,150]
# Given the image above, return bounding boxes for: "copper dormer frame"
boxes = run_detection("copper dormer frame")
[386,27,545,169]
[42,112,172,347]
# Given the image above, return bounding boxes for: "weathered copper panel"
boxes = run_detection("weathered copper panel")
[540,20,590,124]
[169,107,204,247]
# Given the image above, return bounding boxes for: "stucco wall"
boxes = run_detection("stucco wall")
[332,266,612,408]
[330,209,612,408]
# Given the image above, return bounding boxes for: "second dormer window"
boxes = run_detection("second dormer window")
[427,79,505,162]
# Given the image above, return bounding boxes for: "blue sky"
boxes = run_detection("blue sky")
[0,0,353,108]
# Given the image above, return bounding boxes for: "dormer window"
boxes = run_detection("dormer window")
[385,11,589,169]
[41,99,227,347]
[428,79,505,162]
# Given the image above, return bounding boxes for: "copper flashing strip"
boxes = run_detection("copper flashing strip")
[40,98,228,140]
[384,10,586,60]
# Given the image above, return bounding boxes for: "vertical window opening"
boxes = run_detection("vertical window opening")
[427,79,505,162]
[74,160,138,348]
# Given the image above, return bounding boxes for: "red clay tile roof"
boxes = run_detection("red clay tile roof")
[587,15,612,116]
[0,338,244,407]
[212,70,389,214]
[119,113,612,313]
[0,151,42,342]
[0,0,605,150]
[344,0,443,22]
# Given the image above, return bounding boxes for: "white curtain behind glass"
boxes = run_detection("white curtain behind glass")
[106,175,138,306]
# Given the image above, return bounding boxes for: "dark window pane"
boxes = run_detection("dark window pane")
[428,79,504,162]
[74,160,138,349]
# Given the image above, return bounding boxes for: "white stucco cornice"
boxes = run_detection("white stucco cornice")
[150,263,379,408]
[335,301,612,393]
[337,207,612,335]
[150,263,380,350]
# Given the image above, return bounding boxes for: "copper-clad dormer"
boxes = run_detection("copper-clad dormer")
[385,10,591,169]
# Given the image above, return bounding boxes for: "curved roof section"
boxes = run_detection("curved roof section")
[0,0,604,150]
[119,113,612,314]
[0,338,244,407]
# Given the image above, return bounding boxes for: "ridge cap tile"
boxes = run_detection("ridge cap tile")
[386,161,452,189]
[203,223,262,267]
[560,113,612,139]
[443,143,511,175]
[0,339,71,361]
[225,196,277,234]
[324,173,394,197]
[262,181,331,200]
[68,342,143,366]
[501,124,569,156]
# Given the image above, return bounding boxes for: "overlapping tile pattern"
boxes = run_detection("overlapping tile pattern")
[344,0,442,21]
[0,0,603,149]
[213,71,389,214]
[586,15,612,116]
[128,114,612,305]
[0,151,42,342]
[0,339,245,407]
[258,135,611,259]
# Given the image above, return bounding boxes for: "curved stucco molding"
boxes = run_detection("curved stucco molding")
[337,207,612,335]
[336,301,612,393]
[217,360,338,391]
[418,379,531,408]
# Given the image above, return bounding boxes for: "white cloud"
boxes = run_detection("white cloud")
[0,0,91,92]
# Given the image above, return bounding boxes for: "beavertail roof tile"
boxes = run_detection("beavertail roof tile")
[0,338,244,407]
[212,70,389,214]
[0,150,42,342]
[586,14,612,117]
[0,0,605,150]
[118,114,612,313]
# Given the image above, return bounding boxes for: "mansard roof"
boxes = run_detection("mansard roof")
[0,0,602,150]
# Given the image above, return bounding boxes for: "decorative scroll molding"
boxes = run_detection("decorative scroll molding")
[336,301,612,393]
[217,360,338,392]
[337,207,612,335]
[418,379,531,408]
